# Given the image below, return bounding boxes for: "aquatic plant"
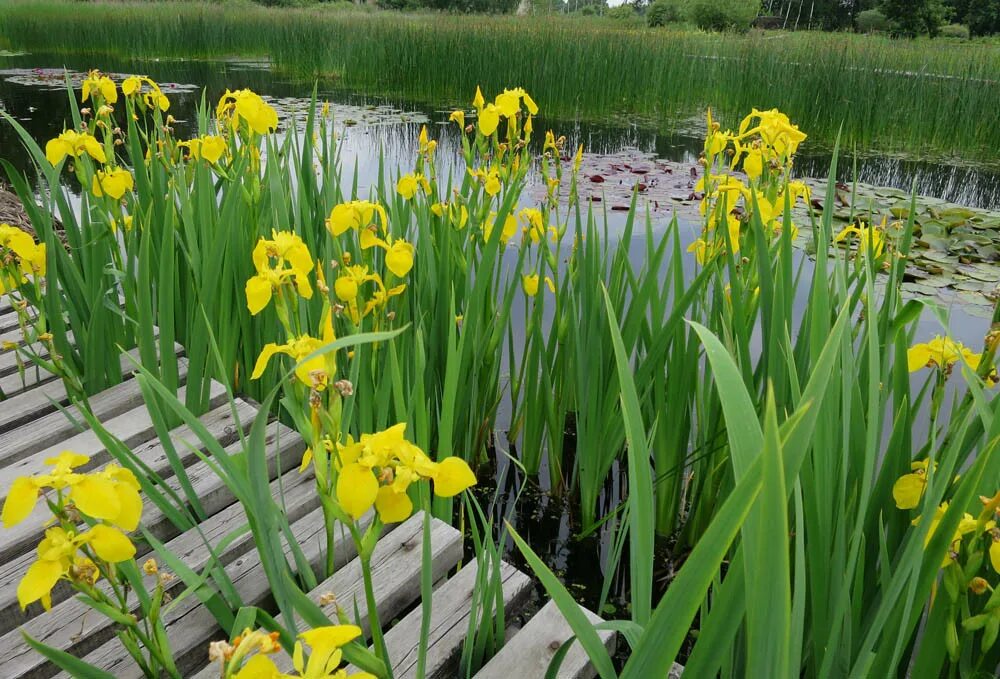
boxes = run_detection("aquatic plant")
[3,62,1000,678]
[4,1,1000,163]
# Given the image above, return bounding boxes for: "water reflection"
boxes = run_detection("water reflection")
[4,51,1000,209]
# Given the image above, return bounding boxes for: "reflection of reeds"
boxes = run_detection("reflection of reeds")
[5,1,1000,163]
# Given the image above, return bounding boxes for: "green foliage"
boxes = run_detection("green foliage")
[966,0,1000,36]
[855,8,892,32]
[646,0,682,26]
[685,0,760,31]
[881,0,947,36]
[939,22,970,39]
[788,0,878,29]
[530,0,567,13]
[606,3,636,19]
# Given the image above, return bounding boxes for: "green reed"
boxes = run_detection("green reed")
[512,162,1000,676]
[4,1,1000,163]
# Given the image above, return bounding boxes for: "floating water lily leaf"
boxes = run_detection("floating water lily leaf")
[902,282,940,297]
[939,207,977,220]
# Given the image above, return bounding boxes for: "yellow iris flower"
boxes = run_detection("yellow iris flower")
[179,135,227,164]
[332,266,404,324]
[334,423,476,524]
[418,125,437,157]
[522,274,555,297]
[834,219,886,258]
[18,524,135,611]
[245,231,314,315]
[395,173,429,201]
[251,332,335,391]
[892,459,933,509]
[467,167,502,197]
[907,335,981,373]
[483,212,518,245]
[81,70,117,104]
[2,451,143,531]
[228,625,374,679]
[2,452,141,611]
[914,502,981,569]
[91,167,135,200]
[738,108,808,157]
[217,88,278,135]
[121,75,170,111]
[44,129,107,166]
[326,201,389,237]
[0,224,45,282]
[518,208,545,244]
[359,229,415,279]
[431,201,469,229]
[493,87,538,118]
[478,104,500,137]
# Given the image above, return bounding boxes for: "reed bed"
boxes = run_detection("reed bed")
[3,1,1000,164]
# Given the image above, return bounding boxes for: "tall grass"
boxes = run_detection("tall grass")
[3,1,1000,163]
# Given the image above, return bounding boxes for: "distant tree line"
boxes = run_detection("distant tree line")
[763,0,1000,35]
[247,0,1000,34]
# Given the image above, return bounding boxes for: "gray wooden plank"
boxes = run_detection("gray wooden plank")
[0,329,165,398]
[0,384,234,565]
[0,356,188,469]
[187,512,462,679]
[0,296,128,335]
[0,331,76,377]
[0,307,26,333]
[362,559,534,679]
[0,400,278,634]
[75,504,369,678]
[0,343,185,434]
[308,515,463,639]
[0,360,60,399]
[474,600,617,679]
[0,379,227,504]
[0,324,29,345]
[1,465,321,679]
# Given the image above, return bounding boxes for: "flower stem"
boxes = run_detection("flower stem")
[361,553,393,679]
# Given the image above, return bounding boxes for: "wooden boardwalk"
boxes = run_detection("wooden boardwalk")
[0,299,617,679]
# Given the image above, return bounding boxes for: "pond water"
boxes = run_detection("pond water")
[2,50,998,615]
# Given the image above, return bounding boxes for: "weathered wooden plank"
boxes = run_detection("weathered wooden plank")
[0,324,29,345]
[0,295,128,335]
[0,401,280,634]
[187,512,462,679]
[0,357,189,469]
[1,465,320,679]
[0,379,227,505]
[0,343,185,434]
[474,600,617,679]
[0,328,164,398]
[0,308,25,333]
[300,514,463,639]
[0,386,236,565]
[361,559,533,679]
[74,504,363,679]
[0,331,76,377]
